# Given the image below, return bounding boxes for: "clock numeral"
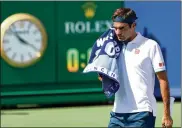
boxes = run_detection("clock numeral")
[19,21,25,28]
[11,52,17,60]
[35,39,41,42]
[27,22,32,29]
[6,30,13,35]
[28,52,33,58]
[27,22,32,32]
[33,30,39,35]
[11,24,16,31]
[4,47,12,53]
[3,39,10,43]
[21,54,24,62]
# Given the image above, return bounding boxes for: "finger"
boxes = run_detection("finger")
[166,121,173,127]
[162,124,166,128]
[164,124,172,128]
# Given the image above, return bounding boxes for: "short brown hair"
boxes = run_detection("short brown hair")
[112,8,137,22]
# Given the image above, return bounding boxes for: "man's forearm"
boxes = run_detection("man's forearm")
[160,80,170,116]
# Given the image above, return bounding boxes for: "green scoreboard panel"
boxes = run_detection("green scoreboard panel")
[57,1,122,82]
[1,1,123,106]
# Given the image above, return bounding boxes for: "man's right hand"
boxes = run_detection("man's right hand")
[98,76,102,81]
[162,115,173,128]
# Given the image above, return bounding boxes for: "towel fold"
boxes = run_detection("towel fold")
[83,28,123,98]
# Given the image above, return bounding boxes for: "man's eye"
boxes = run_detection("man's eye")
[114,27,123,30]
[118,27,123,30]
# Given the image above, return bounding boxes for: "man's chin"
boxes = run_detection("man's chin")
[118,38,126,41]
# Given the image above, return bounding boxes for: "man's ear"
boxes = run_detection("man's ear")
[132,22,136,27]
[131,22,136,29]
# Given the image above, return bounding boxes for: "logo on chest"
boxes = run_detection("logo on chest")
[134,49,140,54]
[159,62,164,67]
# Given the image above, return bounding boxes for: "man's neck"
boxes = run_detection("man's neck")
[129,32,137,42]
[122,32,137,45]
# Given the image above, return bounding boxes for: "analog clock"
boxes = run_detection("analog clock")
[0,13,47,68]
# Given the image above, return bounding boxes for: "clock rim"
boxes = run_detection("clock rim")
[0,13,48,68]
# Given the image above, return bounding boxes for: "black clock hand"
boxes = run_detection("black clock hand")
[12,30,39,51]
[29,43,39,51]
[13,31,28,44]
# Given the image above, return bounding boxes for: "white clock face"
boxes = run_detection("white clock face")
[2,20,43,63]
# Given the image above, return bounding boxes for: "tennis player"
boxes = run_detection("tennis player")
[108,8,173,128]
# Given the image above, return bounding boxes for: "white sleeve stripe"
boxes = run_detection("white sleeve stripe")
[154,68,166,73]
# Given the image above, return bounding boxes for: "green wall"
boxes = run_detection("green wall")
[1,1,123,106]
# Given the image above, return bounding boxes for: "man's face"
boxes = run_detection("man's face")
[113,22,134,41]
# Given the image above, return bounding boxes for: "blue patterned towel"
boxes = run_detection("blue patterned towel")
[83,28,123,98]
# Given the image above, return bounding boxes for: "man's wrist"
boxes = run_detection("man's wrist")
[163,113,170,117]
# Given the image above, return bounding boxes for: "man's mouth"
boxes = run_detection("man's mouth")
[118,36,125,40]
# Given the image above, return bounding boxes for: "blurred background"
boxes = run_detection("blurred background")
[1,1,181,127]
